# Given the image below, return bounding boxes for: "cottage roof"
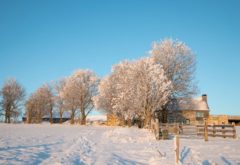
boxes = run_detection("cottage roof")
[169,95,209,111]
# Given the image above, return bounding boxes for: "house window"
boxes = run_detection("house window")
[185,119,190,125]
[196,112,204,120]
[196,112,204,118]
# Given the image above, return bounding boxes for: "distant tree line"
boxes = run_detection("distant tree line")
[25,70,99,124]
[0,39,197,127]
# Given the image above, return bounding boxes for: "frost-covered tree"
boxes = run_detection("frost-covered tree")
[151,38,197,99]
[132,58,172,126]
[26,84,54,123]
[54,79,66,124]
[150,39,197,122]
[0,79,25,123]
[109,61,135,119]
[94,61,137,123]
[62,70,99,124]
[94,58,172,127]
[93,75,115,115]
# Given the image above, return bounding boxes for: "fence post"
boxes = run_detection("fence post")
[213,123,215,137]
[204,118,208,142]
[232,122,237,139]
[174,135,180,164]
[222,123,226,138]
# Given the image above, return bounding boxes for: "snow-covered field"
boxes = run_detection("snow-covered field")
[0,124,239,165]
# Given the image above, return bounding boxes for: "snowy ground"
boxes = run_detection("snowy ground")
[0,124,240,165]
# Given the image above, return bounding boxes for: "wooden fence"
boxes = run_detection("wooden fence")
[196,124,237,139]
[151,119,180,140]
[159,123,180,134]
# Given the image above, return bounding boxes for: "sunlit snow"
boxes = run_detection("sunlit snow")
[0,124,239,165]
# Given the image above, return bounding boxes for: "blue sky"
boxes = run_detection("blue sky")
[0,0,240,115]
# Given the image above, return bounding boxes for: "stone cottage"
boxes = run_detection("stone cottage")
[167,94,210,125]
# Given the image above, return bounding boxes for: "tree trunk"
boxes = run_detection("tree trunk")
[37,110,42,123]
[7,116,11,123]
[81,117,86,125]
[27,117,31,124]
[80,104,87,125]
[27,110,32,124]
[4,114,7,123]
[49,105,53,124]
[138,117,144,128]
[144,111,152,128]
[127,118,132,127]
[70,109,75,124]
[6,107,11,123]
[162,108,168,123]
[49,109,53,124]
[80,110,86,125]
[59,111,63,124]
[5,105,10,123]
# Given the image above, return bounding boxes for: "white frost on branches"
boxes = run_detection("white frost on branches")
[23,38,197,126]
[94,58,172,125]
[61,70,99,124]
[151,39,197,99]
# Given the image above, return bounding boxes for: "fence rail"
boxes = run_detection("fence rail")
[196,124,237,139]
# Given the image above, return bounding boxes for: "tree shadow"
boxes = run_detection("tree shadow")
[0,142,60,152]
[72,155,85,165]
[112,153,146,165]
[0,142,60,164]
[180,146,191,163]
[221,156,231,165]
[202,160,211,165]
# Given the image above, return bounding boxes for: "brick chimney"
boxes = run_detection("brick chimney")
[202,94,207,103]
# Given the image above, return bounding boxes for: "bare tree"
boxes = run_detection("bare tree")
[54,79,66,124]
[62,70,99,125]
[25,93,37,123]
[25,84,54,123]
[60,79,78,124]
[150,39,198,122]
[42,84,54,124]
[0,79,25,123]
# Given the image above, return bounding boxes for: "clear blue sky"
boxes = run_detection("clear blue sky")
[0,0,240,115]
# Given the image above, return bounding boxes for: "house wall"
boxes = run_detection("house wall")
[207,115,230,125]
[206,115,240,125]
[228,115,240,125]
[183,110,209,125]
[168,110,209,125]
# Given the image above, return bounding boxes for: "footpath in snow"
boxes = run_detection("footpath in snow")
[0,124,240,165]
